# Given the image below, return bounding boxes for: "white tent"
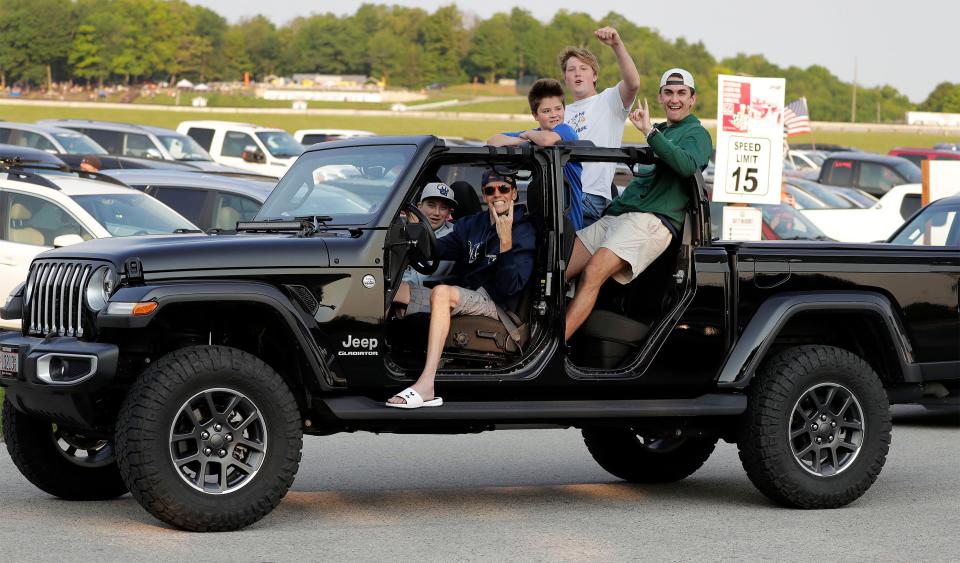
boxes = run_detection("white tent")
[193,83,210,91]
[175,78,194,89]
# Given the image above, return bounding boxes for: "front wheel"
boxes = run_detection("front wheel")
[2,398,127,500]
[582,427,717,483]
[738,345,891,508]
[116,346,303,532]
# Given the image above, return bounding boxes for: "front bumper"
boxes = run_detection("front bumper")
[0,331,119,429]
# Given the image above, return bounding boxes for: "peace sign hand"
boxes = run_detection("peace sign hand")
[629,97,653,136]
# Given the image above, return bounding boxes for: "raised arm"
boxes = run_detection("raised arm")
[595,27,640,108]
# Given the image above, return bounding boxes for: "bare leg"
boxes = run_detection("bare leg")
[387,284,460,404]
[393,281,411,305]
[565,238,593,282]
[564,248,627,342]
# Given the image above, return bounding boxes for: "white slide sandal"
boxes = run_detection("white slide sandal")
[385,387,443,409]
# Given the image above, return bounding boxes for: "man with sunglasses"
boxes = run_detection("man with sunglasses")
[388,169,536,408]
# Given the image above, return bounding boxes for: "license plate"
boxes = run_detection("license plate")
[0,345,18,377]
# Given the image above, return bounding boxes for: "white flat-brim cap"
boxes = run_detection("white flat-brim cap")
[660,68,695,90]
[420,182,457,207]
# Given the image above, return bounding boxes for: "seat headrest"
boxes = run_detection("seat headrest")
[10,202,32,220]
[217,206,241,230]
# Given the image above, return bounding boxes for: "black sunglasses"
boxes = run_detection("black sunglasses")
[482,184,514,195]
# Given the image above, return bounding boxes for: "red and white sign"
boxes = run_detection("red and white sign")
[714,75,786,205]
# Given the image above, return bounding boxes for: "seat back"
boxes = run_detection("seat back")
[216,205,241,230]
[449,181,482,218]
[8,203,45,245]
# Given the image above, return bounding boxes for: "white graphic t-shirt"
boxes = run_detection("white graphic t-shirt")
[564,81,632,201]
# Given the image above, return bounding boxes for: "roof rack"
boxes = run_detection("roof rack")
[1,166,61,190]
[68,168,130,187]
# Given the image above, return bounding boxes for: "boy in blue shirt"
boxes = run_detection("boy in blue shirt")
[487,78,585,230]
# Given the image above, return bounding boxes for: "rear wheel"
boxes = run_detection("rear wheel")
[738,345,891,508]
[2,398,127,500]
[116,346,303,532]
[583,427,717,483]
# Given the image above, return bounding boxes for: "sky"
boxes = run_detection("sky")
[192,0,957,103]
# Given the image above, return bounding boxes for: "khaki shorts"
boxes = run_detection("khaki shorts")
[405,283,499,319]
[576,212,673,284]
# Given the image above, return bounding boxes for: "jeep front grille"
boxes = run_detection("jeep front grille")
[24,260,95,337]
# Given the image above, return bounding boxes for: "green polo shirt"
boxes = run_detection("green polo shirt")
[606,114,712,230]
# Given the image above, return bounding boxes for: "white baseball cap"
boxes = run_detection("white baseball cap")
[659,68,695,91]
[420,182,457,207]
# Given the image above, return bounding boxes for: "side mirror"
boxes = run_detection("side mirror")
[145,148,163,159]
[53,234,84,248]
[241,145,266,164]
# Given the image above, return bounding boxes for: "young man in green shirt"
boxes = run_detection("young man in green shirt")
[563,68,713,342]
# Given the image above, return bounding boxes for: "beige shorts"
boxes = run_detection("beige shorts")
[576,212,673,284]
[405,283,499,319]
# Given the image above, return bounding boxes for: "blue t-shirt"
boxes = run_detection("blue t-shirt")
[504,123,584,230]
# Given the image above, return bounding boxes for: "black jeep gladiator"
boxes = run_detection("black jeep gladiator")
[1,136,957,532]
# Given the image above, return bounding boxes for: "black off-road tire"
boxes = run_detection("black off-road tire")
[582,427,718,483]
[116,346,303,532]
[2,398,127,500]
[738,345,891,508]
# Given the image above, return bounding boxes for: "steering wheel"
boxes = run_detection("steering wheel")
[403,203,439,275]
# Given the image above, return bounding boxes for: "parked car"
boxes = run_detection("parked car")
[786,149,826,171]
[887,147,960,167]
[817,152,921,198]
[0,163,199,329]
[293,129,374,145]
[933,143,960,151]
[0,122,107,155]
[39,120,244,174]
[887,194,960,246]
[800,184,922,242]
[709,199,831,240]
[785,178,864,209]
[3,136,956,533]
[102,169,372,233]
[58,154,208,172]
[178,120,303,177]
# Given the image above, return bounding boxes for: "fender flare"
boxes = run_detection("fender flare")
[98,281,335,389]
[716,291,920,388]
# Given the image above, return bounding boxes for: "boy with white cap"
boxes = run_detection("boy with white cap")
[563,68,712,342]
[402,182,457,285]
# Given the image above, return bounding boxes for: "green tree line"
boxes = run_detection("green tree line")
[0,0,956,120]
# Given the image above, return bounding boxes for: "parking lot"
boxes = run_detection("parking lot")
[0,405,956,561]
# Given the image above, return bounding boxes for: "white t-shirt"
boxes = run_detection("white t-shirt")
[564,81,632,200]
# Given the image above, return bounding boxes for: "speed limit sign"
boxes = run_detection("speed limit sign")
[713,75,785,205]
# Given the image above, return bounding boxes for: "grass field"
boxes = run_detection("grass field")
[1,103,958,153]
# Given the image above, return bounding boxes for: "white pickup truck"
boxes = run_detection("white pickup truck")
[800,184,922,242]
[177,121,303,178]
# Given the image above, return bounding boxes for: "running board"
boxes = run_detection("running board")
[322,394,746,421]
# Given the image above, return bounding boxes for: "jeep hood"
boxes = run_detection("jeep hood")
[40,234,330,273]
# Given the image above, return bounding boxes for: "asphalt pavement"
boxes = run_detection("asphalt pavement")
[1,405,957,562]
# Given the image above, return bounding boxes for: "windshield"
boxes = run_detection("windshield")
[52,132,107,155]
[256,145,414,224]
[71,193,197,236]
[889,203,960,246]
[255,131,304,159]
[895,162,922,184]
[157,134,213,161]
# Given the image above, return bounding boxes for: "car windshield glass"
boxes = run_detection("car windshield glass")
[789,182,855,209]
[834,187,878,208]
[807,152,826,166]
[256,145,414,224]
[895,162,922,183]
[157,134,213,161]
[889,203,960,246]
[759,202,830,240]
[255,131,303,158]
[71,193,197,236]
[52,132,107,155]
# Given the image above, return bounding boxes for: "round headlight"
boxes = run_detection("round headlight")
[85,267,112,311]
[103,269,116,296]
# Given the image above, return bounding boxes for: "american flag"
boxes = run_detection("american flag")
[784,97,812,136]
